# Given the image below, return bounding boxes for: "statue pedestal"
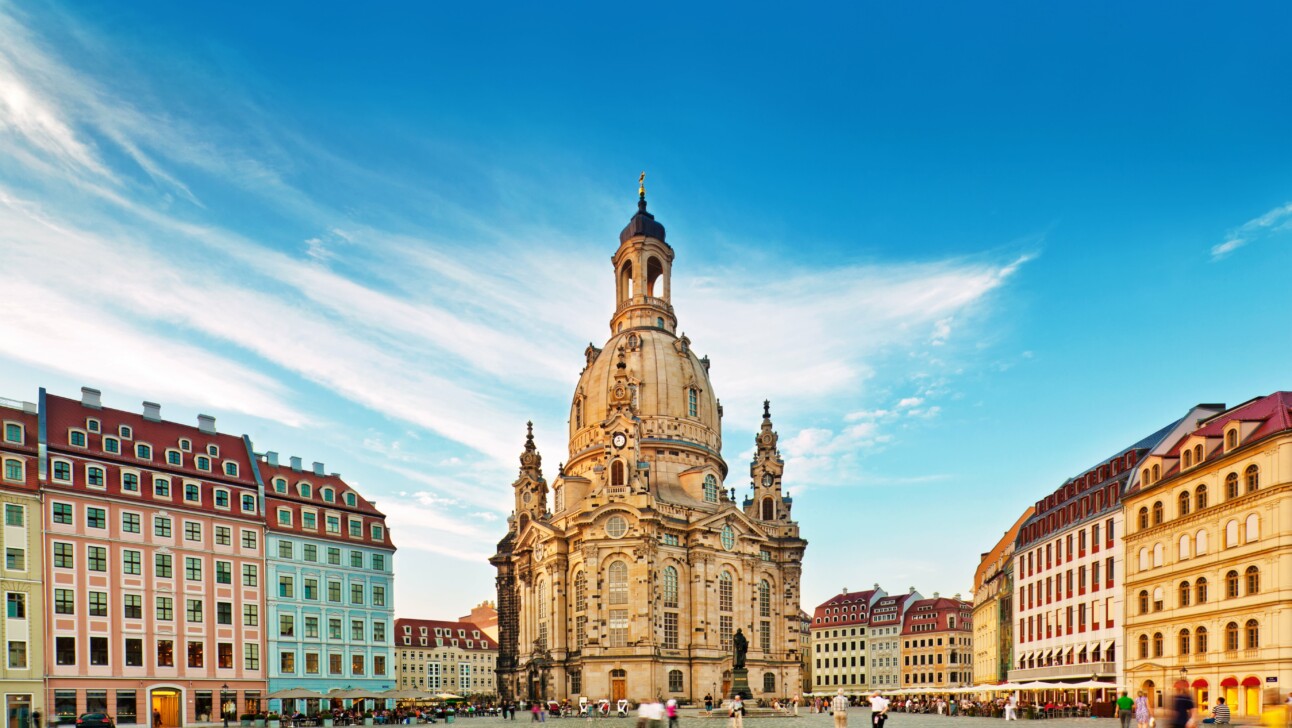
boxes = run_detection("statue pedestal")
[730,668,753,700]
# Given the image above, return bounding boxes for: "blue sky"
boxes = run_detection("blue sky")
[2,0,1291,617]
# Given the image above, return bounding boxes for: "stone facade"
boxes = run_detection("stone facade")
[491,191,808,705]
[1123,392,1292,717]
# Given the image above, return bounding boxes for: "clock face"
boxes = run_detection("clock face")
[612,433,627,449]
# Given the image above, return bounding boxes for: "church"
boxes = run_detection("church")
[491,181,809,704]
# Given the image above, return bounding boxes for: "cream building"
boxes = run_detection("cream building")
[1124,392,1292,717]
[0,399,44,724]
[491,188,808,704]
[972,509,1031,685]
[394,619,498,697]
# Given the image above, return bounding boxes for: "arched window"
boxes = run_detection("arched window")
[1152,632,1163,657]
[1138,507,1149,530]
[763,672,776,693]
[611,460,626,487]
[1183,450,1192,468]
[646,257,665,297]
[761,497,774,521]
[1196,529,1209,555]
[1245,619,1259,649]
[1225,622,1239,651]
[574,399,583,430]
[1141,468,1151,486]
[575,570,586,612]
[758,580,771,618]
[536,580,548,649]
[1225,520,1239,547]
[1138,590,1149,614]
[668,669,684,693]
[1194,444,1203,463]
[1226,429,1237,448]
[608,561,628,605]
[554,486,565,512]
[1178,534,1191,560]
[1196,626,1208,653]
[1152,587,1164,612]
[1245,565,1259,595]
[718,571,733,612]
[1152,543,1164,567]
[620,261,634,301]
[1195,485,1207,510]
[1137,634,1149,659]
[1225,570,1239,599]
[1195,577,1208,604]
[1245,464,1259,492]
[687,388,698,417]
[1151,501,1164,525]
[1178,628,1191,655]
[1225,472,1239,500]
[663,566,679,608]
[1245,514,1259,542]
[1178,581,1191,607]
[1152,464,1160,482]
[703,474,718,504]
[1138,548,1149,572]
[1178,491,1190,517]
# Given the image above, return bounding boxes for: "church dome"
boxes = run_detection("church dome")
[565,188,725,476]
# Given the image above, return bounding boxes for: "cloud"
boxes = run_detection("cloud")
[1211,201,1292,259]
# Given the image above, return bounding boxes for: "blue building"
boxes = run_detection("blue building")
[258,453,396,710]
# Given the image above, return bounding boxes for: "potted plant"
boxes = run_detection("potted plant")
[266,712,281,728]
[322,714,334,727]
[254,713,267,728]
[364,711,375,726]
[240,714,255,727]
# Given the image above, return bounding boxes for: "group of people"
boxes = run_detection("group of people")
[1116,689,1229,728]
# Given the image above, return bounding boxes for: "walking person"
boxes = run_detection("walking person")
[666,699,679,728]
[832,689,850,728]
[1004,696,1017,721]
[1117,692,1135,728]
[1168,686,1195,728]
[31,710,41,728]
[1135,691,1153,728]
[729,695,745,728]
[869,692,890,728]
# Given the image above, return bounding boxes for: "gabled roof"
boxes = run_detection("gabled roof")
[1169,391,1292,454]
[394,618,498,651]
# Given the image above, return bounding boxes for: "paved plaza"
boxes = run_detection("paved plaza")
[427,712,1118,728]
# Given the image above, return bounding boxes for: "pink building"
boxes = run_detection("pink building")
[42,388,266,726]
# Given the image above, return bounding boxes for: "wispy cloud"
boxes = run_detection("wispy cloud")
[1211,201,1292,259]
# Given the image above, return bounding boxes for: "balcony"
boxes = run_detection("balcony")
[616,295,674,314]
[1010,662,1116,682]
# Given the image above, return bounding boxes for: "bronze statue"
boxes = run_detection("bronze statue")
[732,628,748,669]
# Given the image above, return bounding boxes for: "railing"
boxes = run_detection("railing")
[616,296,674,314]
[1009,662,1116,681]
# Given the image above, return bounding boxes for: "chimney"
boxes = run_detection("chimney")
[842,587,848,595]
[197,414,216,434]
[934,592,940,598]
[874,583,880,590]
[290,456,302,472]
[142,401,161,422]
[264,451,279,467]
[909,587,915,594]
[81,387,102,409]
[312,462,325,476]
[954,593,961,601]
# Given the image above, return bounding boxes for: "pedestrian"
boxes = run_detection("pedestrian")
[1135,691,1153,728]
[793,695,800,717]
[704,695,713,713]
[832,689,850,728]
[1168,686,1195,728]
[1211,697,1230,725]
[869,692,890,728]
[31,710,41,728]
[666,699,679,728]
[154,709,163,728]
[729,695,744,728]
[1117,692,1135,728]
[1004,696,1017,721]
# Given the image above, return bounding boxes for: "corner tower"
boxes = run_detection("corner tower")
[493,179,808,706]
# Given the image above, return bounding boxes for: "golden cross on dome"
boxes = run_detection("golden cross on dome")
[638,171,646,200]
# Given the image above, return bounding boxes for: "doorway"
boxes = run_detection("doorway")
[7,695,31,728]
[610,670,627,702]
[151,689,182,728]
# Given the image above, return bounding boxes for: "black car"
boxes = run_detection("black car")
[76,714,114,728]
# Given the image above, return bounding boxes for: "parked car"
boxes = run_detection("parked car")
[77,714,114,728]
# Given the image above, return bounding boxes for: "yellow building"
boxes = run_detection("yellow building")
[394,619,498,697]
[900,596,973,689]
[0,399,45,723]
[972,509,1032,685]
[1124,392,1292,717]
[491,189,808,704]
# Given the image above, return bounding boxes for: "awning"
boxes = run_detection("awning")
[1192,679,1209,688]
[1221,677,1239,688]
[1242,677,1262,688]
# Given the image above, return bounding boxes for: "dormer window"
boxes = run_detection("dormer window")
[1183,450,1192,468]
[403,625,411,634]
[184,483,201,502]
[3,423,23,444]
[136,444,152,460]
[299,483,312,498]
[179,438,191,452]
[1225,428,1238,451]
[371,524,384,541]
[70,430,86,447]
[104,437,120,454]
[224,461,239,477]
[274,478,287,494]
[322,488,334,503]
[195,456,210,471]
[344,493,357,507]
[86,419,100,433]
[215,489,230,508]
[207,444,219,457]
[167,450,181,466]
[119,425,133,440]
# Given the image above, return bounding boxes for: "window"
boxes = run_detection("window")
[372,553,385,571]
[70,431,86,447]
[89,591,108,617]
[2,459,21,482]
[218,642,233,669]
[352,619,365,640]
[1225,622,1239,651]
[328,618,342,639]
[155,554,172,578]
[196,456,210,471]
[302,512,317,529]
[185,483,201,502]
[608,561,628,604]
[326,516,341,534]
[242,530,257,549]
[1245,464,1259,492]
[3,423,22,443]
[669,669,684,692]
[216,526,231,545]
[1225,570,1239,598]
[87,507,106,529]
[244,604,259,626]
[1178,581,1191,608]
[1196,529,1209,555]
[1137,507,1148,530]
[154,478,170,497]
[1245,619,1259,649]
[214,490,229,508]
[763,673,776,694]
[4,548,21,571]
[704,474,718,503]
[103,437,119,454]
[124,638,143,667]
[54,588,74,614]
[225,462,239,477]
[185,522,202,541]
[1195,577,1208,604]
[345,493,357,507]
[157,639,174,666]
[154,516,172,538]
[216,561,232,584]
[371,524,384,541]
[350,550,363,568]
[328,581,341,602]
[53,542,73,568]
[327,547,341,565]
[185,557,202,581]
[1225,520,1239,548]
[122,472,139,492]
[575,571,587,611]
[688,388,698,417]
[1195,485,1208,509]
[279,615,294,637]
[53,461,71,481]
[1138,591,1149,614]
[663,566,679,608]
[123,594,142,619]
[6,593,24,619]
[279,576,294,598]
[1152,632,1163,657]
[168,450,182,466]
[87,466,105,487]
[1177,491,1190,517]
[719,570,733,612]
[242,493,256,511]
[373,585,386,606]
[217,602,232,625]
[759,579,771,617]
[1246,565,1260,594]
[52,503,72,524]
[122,512,141,533]
[1151,501,1163,525]
[1226,472,1239,500]
[609,609,628,647]
[350,583,364,604]
[278,540,293,559]
[1178,534,1191,560]
[1246,514,1260,542]
[55,636,75,665]
[187,641,204,668]
[349,520,362,537]
[136,444,151,459]
[186,599,203,622]
[1196,626,1208,653]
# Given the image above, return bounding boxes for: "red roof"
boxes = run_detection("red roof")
[1168,392,1292,456]
[811,588,879,626]
[395,618,498,651]
[260,458,393,549]
[901,597,972,635]
[0,403,40,492]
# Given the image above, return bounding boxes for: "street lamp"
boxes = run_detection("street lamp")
[220,684,230,728]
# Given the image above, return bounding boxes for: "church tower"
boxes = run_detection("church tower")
[493,179,808,705]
